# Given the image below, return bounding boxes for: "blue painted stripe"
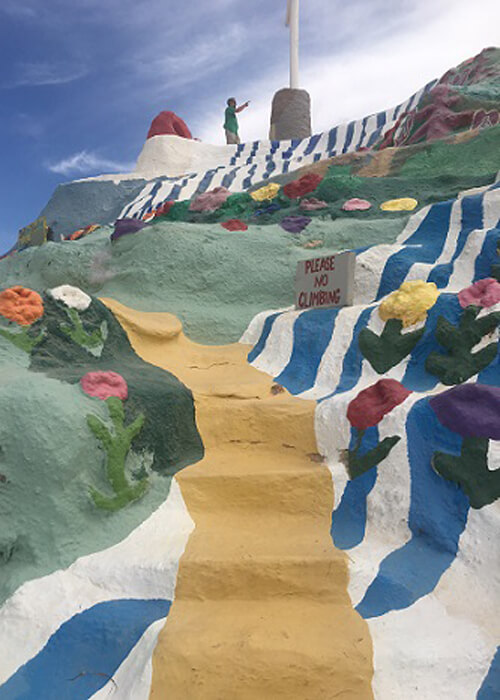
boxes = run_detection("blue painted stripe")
[194,169,217,196]
[477,647,500,699]
[137,180,163,220]
[376,111,387,129]
[247,312,282,363]
[242,164,258,190]
[376,199,454,300]
[319,306,375,402]
[355,116,368,150]
[274,307,340,395]
[474,226,500,282]
[331,426,379,550]
[402,293,463,392]
[428,192,484,288]
[327,127,338,155]
[221,168,239,189]
[304,134,321,155]
[0,599,171,700]
[356,399,469,619]
[366,127,383,148]
[342,121,356,154]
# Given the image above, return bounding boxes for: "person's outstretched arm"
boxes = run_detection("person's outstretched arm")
[236,101,250,113]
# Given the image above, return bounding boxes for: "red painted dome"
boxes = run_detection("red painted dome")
[147,111,192,139]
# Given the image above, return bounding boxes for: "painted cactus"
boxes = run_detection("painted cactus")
[81,372,148,512]
[430,384,500,508]
[426,305,500,385]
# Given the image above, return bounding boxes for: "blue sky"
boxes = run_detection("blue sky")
[0,0,498,253]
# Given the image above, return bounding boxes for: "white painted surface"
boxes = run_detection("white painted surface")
[0,479,193,684]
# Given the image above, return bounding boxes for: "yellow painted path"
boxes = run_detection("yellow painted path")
[103,299,373,700]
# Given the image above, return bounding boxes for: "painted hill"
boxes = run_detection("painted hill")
[0,47,499,700]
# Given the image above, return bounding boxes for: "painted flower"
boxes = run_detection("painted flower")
[81,371,128,401]
[347,379,412,431]
[471,109,499,130]
[300,197,328,211]
[66,224,100,241]
[280,216,312,234]
[379,280,439,328]
[458,278,500,310]
[429,383,500,440]
[380,197,418,212]
[283,173,322,200]
[342,198,372,211]
[250,182,281,202]
[0,286,44,326]
[48,285,92,311]
[154,201,174,218]
[111,218,147,241]
[221,219,248,231]
[189,186,231,212]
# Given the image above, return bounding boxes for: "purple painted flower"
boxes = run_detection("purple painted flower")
[111,218,147,241]
[429,383,500,440]
[280,216,312,234]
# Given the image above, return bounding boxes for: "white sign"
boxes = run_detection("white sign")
[295,251,355,310]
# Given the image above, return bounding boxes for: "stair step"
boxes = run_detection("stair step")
[175,555,347,602]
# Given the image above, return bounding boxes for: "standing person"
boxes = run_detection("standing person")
[224,98,250,144]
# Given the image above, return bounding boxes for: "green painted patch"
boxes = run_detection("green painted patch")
[88,397,148,512]
[0,291,204,604]
[433,436,500,509]
[0,219,406,344]
[347,430,400,479]
[359,319,424,373]
[400,125,500,180]
[426,306,500,385]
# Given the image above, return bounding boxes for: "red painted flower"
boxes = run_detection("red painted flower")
[81,371,128,401]
[347,379,412,430]
[458,278,500,310]
[154,201,174,218]
[283,173,322,200]
[221,219,248,231]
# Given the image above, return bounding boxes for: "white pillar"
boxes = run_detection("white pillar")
[286,0,299,89]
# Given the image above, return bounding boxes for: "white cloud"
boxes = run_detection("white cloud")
[47,151,135,176]
[196,0,500,145]
[6,62,88,88]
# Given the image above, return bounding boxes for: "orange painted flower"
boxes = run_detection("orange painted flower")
[0,286,44,325]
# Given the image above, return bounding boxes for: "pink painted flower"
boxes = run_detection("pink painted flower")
[81,371,128,401]
[342,198,372,211]
[458,278,500,310]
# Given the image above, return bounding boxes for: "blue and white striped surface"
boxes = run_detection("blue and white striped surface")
[120,80,437,221]
[241,177,500,698]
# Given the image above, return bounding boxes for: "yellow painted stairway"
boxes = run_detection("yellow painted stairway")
[103,299,374,700]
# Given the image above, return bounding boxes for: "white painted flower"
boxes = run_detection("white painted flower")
[48,285,91,311]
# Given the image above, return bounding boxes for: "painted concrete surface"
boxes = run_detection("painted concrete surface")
[102,299,374,699]
[244,177,500,698]
[0,478,193,693]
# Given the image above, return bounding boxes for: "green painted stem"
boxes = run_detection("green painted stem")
[87,397,147,512]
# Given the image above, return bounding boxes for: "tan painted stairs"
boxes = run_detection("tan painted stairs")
[103,298,374,700]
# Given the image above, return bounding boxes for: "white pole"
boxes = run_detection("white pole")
[286,0,299,89]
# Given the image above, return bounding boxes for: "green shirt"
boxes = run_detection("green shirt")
[224,106,238,134]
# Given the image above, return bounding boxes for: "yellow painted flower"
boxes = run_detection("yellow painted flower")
[379,280,439,327]
[250,182,281,202]
[380,197,418,212]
